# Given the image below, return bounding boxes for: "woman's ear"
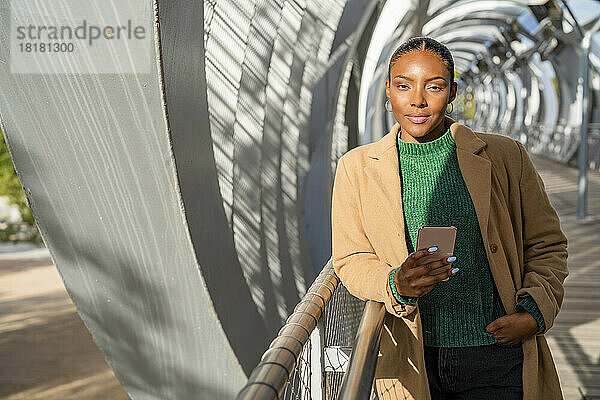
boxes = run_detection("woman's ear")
[449,81,457,103]
[385,79,390,99]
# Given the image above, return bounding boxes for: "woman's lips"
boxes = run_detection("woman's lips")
[406,115,430,124]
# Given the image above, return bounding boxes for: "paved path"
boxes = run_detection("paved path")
[0,247,129,399]
[532,155,600,400]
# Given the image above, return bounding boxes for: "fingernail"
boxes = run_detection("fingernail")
[451,267,459,274]
[428,246,438,252]
[447,256,457,262]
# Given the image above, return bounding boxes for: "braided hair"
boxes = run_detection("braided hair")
[387,36,455,86]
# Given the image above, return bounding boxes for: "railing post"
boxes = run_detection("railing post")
[309,319,325,400]
[337,301,386,400]
[577,17,600,219]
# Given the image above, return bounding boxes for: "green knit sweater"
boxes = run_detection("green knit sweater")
[392,127,545,347]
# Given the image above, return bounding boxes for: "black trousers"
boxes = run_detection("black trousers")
[424,343,523,399]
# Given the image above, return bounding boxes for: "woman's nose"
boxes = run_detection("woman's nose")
[410,87,427,107]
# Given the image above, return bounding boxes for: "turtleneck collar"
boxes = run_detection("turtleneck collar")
[396,126,455,157]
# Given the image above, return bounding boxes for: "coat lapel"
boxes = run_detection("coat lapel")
[450,118,491,249]
[362,116,490,261]
[363,123,408,261]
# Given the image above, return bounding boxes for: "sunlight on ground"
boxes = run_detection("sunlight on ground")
[0,258,129,400]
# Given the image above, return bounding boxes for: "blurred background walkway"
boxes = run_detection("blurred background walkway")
[536,155,600,400]
[0,243,128,400]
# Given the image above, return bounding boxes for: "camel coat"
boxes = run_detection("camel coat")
[331,116,568,399]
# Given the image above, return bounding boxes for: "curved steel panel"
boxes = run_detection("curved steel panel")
[0,1,246,398]
[0,0,351,397]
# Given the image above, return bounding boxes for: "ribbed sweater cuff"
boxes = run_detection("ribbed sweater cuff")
[516,295,545,334]
[398,294,418,305]
[389,267,418,305]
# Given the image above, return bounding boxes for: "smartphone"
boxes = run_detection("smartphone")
[416,226,457,281]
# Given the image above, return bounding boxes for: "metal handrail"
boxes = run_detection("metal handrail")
[236,259,339,400]
[337,301,386,400]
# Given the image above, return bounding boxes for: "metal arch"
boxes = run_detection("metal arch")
[0,0,353,398]
[0,1,248,398]
[302,0,385,283]
[451,50,479,63]
[424,0,529,34]
[545,47,583,161]
[436,27,505,44]
[492,73,509,133]
[528,54,560,154]
[446,41,489,56]
[502,69,524,137]
[431,19,520,48]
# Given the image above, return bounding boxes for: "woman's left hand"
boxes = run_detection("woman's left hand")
[485,312,539,344]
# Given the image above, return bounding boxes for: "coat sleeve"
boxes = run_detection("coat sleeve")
[515,141,568,334]
[331,156,417,318]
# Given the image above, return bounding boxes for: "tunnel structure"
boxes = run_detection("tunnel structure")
[0,0,599,398]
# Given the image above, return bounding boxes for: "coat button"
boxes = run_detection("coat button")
[490,243,498,253]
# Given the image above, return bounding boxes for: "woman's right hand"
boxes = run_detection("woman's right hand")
[393,247,458,297]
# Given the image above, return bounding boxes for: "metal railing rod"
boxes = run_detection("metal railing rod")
[337,301,386,400]
[236,259,338,400]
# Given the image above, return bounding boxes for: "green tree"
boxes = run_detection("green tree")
[0,127,34,224]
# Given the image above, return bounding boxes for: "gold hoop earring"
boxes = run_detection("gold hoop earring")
[385,99,392,112]
[446,102,454,114]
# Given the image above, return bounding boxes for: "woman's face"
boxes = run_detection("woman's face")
[386,50,457,143]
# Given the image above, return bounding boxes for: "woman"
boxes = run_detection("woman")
[331,36,568,400]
